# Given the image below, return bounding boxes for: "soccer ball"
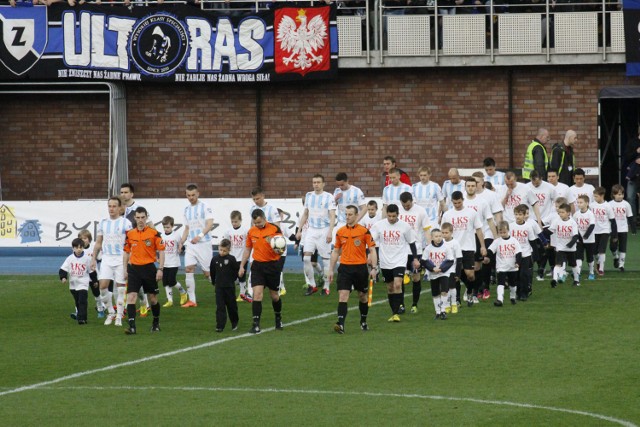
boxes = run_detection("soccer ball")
[270,235,287,253]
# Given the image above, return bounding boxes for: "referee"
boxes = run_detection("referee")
[123,207,165,335]
[328,205,377,334]
[238,209,285,334]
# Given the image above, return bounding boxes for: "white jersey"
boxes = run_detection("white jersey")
[250,203,281,224]
[609,200,634,233]
[509,220,539,258]
[590,200,615,234]
[412,181,444,223]
[440,207,483,252]
[442,179,466,209]
[370,219,416,270]
[548,216,579,252]
[382,183,413,208]
[60,251,93,291]
[499,182,539,223]
[463,193,495,239]
[489,237,522,273]
[303,191,336,229]
[333,185,365,224]
[444,238,463,275]
[359,212,382,231]
[484,171,506,187]
[222,225,249,260]
[184,201,214,243]
[573,209,596,244]
[398,204,432,254]
[551,182,576,205]
[527,180,557,225]
[422,242,454,280]
[96,217,132,257]
[161,231,182,268]
[569,184,596,209]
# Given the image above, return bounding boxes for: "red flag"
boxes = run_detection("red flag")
[274,6,331,76]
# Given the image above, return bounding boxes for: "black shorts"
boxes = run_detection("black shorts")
[461,251,475,270]
[381,266,405,283]
[337,264,369,293]
[594,233,610,255]
[555,250,577,268]
[162,267,179,288]
[127,263,159,295]
[250,260,282,291]
[430,276,449,296]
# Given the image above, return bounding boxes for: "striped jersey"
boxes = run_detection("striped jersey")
[484,171,506,187]
[250,203,281,224]
[184,201,214,243]
[382,183,412,208]
[412,181,444,223]
[442,179,466,209]
[96,217,132,256]
[333,185,365,224]
[304,191,336,229]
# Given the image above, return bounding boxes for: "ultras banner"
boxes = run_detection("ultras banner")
[0,3,338,83]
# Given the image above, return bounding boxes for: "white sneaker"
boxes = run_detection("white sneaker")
[104,314,116,326]
[114,316,123,327]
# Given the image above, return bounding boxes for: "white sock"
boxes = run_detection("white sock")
[322,259,331,289]
[432,296,441,314]
[449,288,457,305]
[497,284,504,302]
[186,273,197,303]
[100,289,115,314]
[313,262,323,276]
[279,272,286,290]
[442,292,450,309]
[116,286,126,318]
[588,261,595,274]
[141,292,149,308]
[576,259,583,272]
[509,286,517,300]
[598,254,605,271]
[303,256,316,287]
[619,253,626,267]
[175,282,186,294]
[573,266,580,282]
[553,265,562,280]
[165,286,173,302]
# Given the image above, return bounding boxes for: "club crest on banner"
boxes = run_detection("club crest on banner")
[274,6,330,76]
[0,5,47,76]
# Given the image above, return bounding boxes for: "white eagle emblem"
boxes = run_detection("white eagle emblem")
[276,9,327,70]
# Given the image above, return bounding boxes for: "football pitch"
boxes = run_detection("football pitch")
[1,258,639,425]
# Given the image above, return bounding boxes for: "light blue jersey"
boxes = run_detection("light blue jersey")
[382,183,412,208]
[304,191,336,229]
[97,217,131,256]
[412,181,443,223]
[184,201,214,242]
[333,185,365,223]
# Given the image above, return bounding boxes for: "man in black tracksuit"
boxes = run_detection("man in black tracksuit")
[210,239,240,332]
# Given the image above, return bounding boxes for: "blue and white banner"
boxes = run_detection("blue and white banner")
[0,3,338,82]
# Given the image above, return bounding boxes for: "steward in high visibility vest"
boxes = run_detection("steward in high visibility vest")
[523,131,549,180]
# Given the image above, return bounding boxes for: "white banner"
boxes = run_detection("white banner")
[0,198,310,248]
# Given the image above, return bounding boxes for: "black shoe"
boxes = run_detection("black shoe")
[613,258,619,268]
[439,312,447,320]
[494,300,503,307]
[360,322,369,331]
[249,324,261,334]
[215,328,223,333]
[78,320,87,325]
[70,313,77,320]
[304,286,318,296]
[398,305,406,315]
[551,280,557,288]
[334,323,344,334]
[150,323,160,332]
[434,314,441,320]
[520,295,528,301]
[510,298,517,305]
[275,316,283,330]
[467,299,473,307]
[231,323,238,331]
[125,327,137,335]
[620,266,625,272]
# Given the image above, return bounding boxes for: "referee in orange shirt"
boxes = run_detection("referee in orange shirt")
[239,209,285,334]
[123,207,165,335]
[328,205,377,334]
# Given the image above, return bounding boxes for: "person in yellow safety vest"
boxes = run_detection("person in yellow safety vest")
[523,128,550,181]
[549,130,577,186]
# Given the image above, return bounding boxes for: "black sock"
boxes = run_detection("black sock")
[412,281,421,306]
[127,304,136,322]
[456,281,461,303]
[359,302,368,323]
[387,293,393,311]
[272,298,282,316]
[252,300,262,325]
[392,293,402,314]
[151,303,160,321]
[337,302,348,325]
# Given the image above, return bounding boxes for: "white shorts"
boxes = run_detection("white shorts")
[184,242,213,272]
[98,255,125,284]
[302,227,331,259]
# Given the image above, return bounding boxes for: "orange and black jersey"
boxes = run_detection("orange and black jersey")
[124,226,165,265]
[246,222,282,262]
[334,224,376,265]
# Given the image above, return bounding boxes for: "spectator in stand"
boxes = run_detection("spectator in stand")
[523,128,550,181]
[382,155,412,189]
[549,130,577,186]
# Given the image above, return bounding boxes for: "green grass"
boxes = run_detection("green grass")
[1,250,640,426]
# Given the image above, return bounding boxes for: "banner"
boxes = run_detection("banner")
[0,3,338,82]
[624,0,640,76]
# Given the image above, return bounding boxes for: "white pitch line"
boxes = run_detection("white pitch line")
[36,385,638,427]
